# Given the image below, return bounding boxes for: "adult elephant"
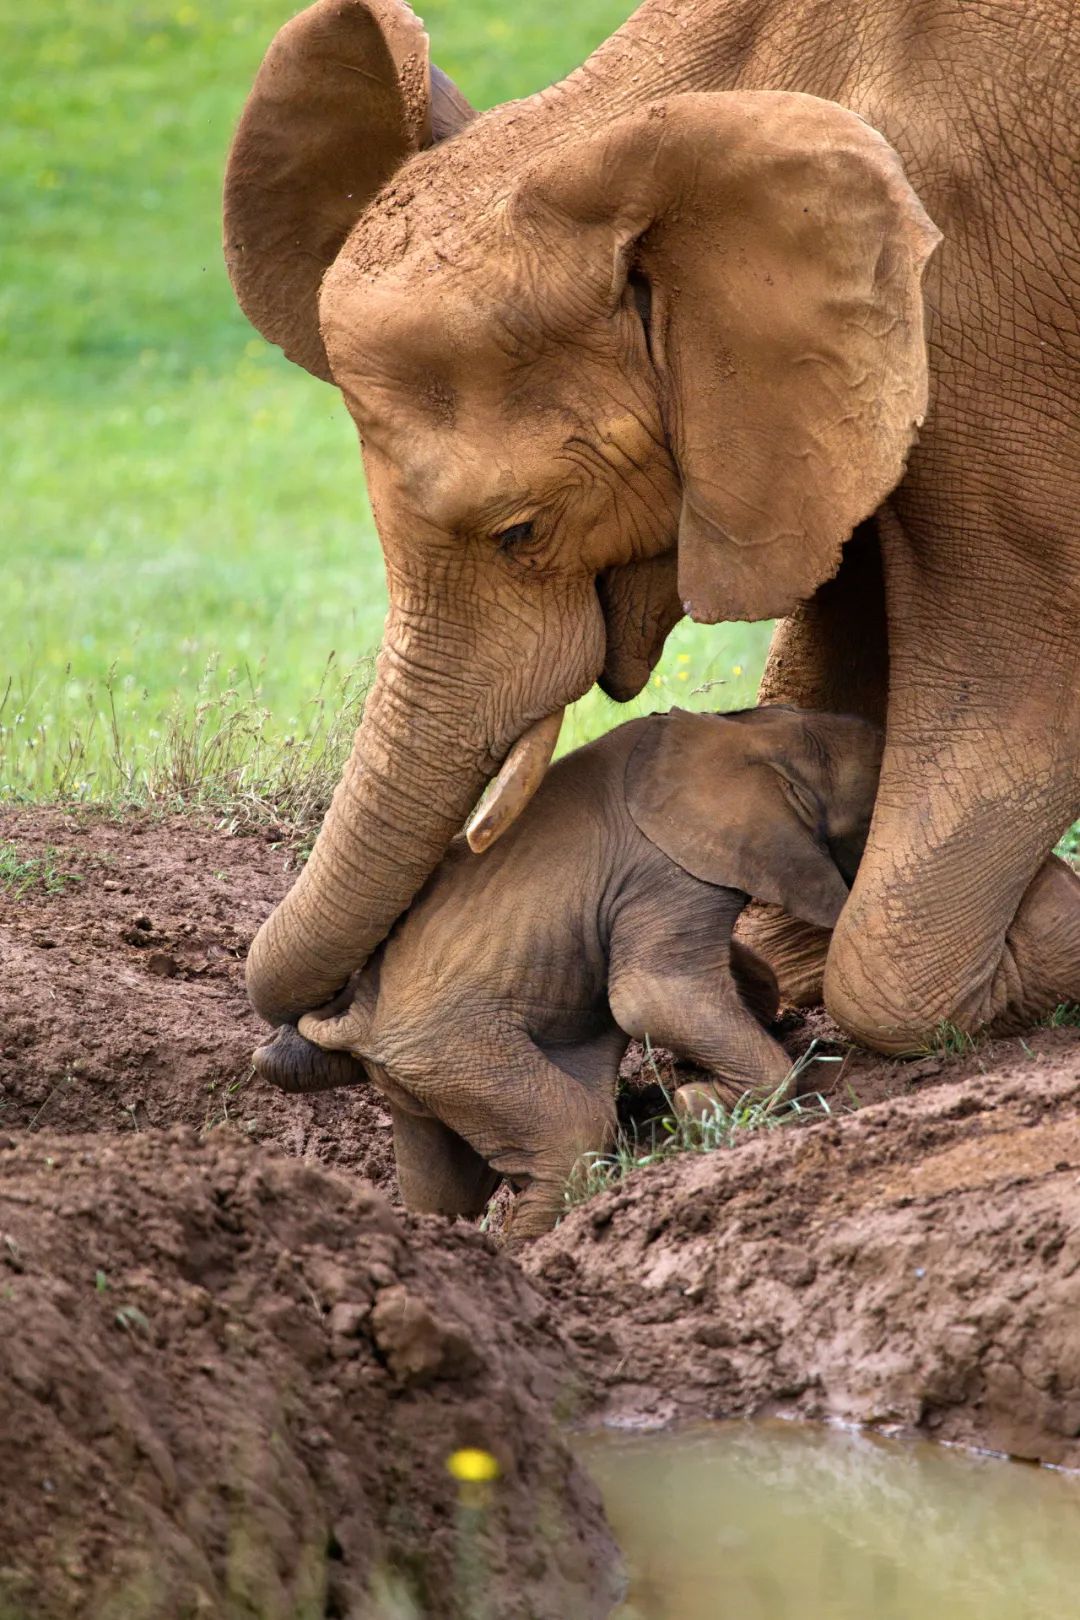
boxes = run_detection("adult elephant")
[224,0,1080,1054]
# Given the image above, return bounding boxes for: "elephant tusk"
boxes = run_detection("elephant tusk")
[466,709,565,854]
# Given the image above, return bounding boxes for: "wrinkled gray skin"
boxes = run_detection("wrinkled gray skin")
[258,707,883,1239]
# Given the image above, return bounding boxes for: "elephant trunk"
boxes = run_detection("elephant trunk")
[245,624,495,1028]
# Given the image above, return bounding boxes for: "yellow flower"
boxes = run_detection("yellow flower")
[447,1448,501,1483]
[732,664,743,676]
[676,652,690,664]
[676,670,689,680]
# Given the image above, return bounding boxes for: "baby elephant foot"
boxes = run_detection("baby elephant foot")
[672,1080,741,1121]
[672,1066,788,1121]
[252,1023,368,1094]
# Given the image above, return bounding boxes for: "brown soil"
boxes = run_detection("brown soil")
[0,807,396,1189]
[3,805,1080,1614]
[0,1127,617,1620]
[528,1046,1080,1468]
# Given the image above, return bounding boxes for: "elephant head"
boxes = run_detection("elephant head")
[224,0,939,1028]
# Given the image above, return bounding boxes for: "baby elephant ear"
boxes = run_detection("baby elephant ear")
[625,710,851,929]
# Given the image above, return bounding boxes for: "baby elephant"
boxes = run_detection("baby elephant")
[257,706,882,1241]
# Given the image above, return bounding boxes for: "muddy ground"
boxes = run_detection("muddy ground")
[2,806,1079,1613]
[0,1128,617,1620]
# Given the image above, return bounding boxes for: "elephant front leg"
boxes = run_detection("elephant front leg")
[823,467,1080,1050]
[608,889,793,1109]
[734,905,832,1009]
[985,857,1080,1031]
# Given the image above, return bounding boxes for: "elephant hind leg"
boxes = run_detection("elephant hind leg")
[474,1048,616,1245]
[391,1105,501,1220]
[253,1022,369,1093]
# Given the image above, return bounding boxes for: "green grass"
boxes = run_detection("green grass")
[2,0,767,810]
[5,2,1077,857]
[921,1020,980,1057]
[0,841,83,898]
[564,1040,844,1209]
[1044,1003,1080,1029]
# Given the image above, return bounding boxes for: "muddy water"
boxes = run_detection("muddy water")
[580,1422,1080,1620]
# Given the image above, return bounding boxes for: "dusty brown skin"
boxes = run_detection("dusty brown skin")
[225,0,1080,1055]
[256,707,883,1239]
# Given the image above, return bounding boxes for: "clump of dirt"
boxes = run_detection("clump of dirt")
[528,1050,1080,1468]
[0,1127,619,1620]
[0,808,396,1189]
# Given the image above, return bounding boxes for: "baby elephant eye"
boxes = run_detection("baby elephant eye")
[493,520,534,551]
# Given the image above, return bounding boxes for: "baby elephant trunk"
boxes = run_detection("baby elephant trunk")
[255,971,378,1093]
[253,1025,368,1093]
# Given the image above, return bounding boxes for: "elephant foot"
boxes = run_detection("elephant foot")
[981,856,1080,1035]
[253,1023,369,1093]
[735,903,831,1009]
[826,855,1080,1054]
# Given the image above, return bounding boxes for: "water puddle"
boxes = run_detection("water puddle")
[579,1421,1080,1619]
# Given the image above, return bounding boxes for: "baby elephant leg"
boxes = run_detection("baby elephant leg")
[610,889,792,1117]
[456,1044,616,1245]
[391,1105,501,1220]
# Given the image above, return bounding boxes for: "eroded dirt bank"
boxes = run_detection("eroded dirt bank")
[0,807,397,1187]
[528,1058,1080,1468]
[0,1128,617,1620]
[3,806,1080,1612]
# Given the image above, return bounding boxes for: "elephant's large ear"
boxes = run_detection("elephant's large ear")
[223,0,475,380]
[520,92,941,622]
[625,709,851,929]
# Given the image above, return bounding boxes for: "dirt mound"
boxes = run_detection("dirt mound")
[528,1048,1080,1468]
[0,808,396,1190]
[0,1127,618,1620]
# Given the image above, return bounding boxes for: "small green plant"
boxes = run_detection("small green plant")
[0,842,82,898]
[565,1041,843,1210]
[114,1303,151,1337]
[1044,1003,1080,1029]
[202,1069,255,1132]
[923,1020,979,1057]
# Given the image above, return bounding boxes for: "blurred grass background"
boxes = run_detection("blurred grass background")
[2,0,770,807]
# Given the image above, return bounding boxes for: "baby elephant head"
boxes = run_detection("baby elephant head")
[626,706,884,929]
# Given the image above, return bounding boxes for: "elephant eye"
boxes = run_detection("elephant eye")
[493,520,535,551]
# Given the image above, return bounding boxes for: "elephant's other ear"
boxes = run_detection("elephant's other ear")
[625,709,851,929]
[223,0,475,380]
[525,92,940,623]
